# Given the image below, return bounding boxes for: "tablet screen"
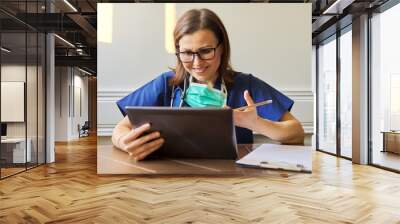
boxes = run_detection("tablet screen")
[126,107,238,159]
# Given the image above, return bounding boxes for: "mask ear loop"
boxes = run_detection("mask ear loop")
[170,85,176,107]
[189,74,195,84]
[221,77,228,106]
[180,73,189,107]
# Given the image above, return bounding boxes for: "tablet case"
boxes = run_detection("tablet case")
[125,107,238,159]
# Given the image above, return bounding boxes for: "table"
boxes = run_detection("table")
[382,131,400,154]
[97,144,311,175]
[1,138,31,165]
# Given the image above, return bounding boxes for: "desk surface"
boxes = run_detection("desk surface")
[1,138,26,143]
[381,131,400,134]
[98,144,290,175]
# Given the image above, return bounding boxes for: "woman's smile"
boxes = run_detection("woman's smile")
[192,66,208,74]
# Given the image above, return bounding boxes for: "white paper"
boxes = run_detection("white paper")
[236,144,312,172]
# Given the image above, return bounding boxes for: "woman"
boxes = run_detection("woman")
[112,8,304,160]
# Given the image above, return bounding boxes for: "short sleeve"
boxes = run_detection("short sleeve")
[116,72,174,116]
[249,74,294,121]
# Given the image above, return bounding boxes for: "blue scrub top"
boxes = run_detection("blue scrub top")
[117,71,294,144]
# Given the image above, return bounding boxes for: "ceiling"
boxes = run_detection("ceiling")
[0,0,391,75]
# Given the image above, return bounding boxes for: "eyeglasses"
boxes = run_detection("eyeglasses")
[176,42,220,63]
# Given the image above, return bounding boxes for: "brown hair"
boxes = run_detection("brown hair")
[169,8,235,88]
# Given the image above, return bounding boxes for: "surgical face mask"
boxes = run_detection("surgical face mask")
[184,76,227,108]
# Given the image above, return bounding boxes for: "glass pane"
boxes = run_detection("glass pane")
[27,31,38,169]
[371,4,400,171]
[1,1,46,178]
[1,31,27,177]
[318,37,337,154]
[340,29,352,158]
[38,32,45,165]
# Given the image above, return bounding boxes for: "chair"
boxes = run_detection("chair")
[79,121,90,138]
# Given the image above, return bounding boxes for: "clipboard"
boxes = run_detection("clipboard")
[236,144,312,173]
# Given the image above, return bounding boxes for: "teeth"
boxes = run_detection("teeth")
[193,67,206,73]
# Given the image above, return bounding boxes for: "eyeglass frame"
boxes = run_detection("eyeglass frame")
[175,42,221,63]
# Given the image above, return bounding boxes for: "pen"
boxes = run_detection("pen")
[234,99,273,111]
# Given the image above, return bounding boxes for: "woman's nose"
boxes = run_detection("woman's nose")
[192,54,204,65]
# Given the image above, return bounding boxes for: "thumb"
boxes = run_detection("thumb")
[244,90,255,106]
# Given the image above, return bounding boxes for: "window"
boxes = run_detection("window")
[371,2,400,171]
[317,36,337,154]
[339,28,352,158]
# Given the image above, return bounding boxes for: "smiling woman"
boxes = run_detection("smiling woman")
[110,8,304,161]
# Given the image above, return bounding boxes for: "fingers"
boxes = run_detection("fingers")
[132,138,164,161]
[244,90,255,106]
[122,123,151,145]
[125,131,161,153]
[119,122,165,160]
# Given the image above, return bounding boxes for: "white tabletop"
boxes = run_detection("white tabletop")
[1,138,26,143]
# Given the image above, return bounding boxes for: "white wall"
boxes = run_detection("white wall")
[1,82,24,122]
[54,67,89,141]
[1,65,35,137]
[1,65,26,139]
[97,3,313,136]
[55,67,68,141]
[73,73,89,138]
[1,63,46,163]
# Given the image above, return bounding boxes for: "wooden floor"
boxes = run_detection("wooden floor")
[1,167,26,178]
[1,136,400,223]
[373,151,400,171]
[1,163,45,178]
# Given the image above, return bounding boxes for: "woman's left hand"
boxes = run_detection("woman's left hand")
[233,90,259,130]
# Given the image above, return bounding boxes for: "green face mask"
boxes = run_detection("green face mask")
[184,76,227,108]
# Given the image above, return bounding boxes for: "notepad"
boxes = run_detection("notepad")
[236,144,312,173]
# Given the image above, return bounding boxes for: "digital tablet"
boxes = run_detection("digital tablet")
[125,107,238,159]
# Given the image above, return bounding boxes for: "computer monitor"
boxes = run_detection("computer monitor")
[1,123,7,138]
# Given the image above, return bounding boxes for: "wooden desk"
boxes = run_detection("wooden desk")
[1,138,31,165]
[382,131,400,154]
[97,144,311,175]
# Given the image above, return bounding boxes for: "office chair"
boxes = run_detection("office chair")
[79,121,90,138]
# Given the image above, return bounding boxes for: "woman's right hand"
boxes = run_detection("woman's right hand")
[117,123,164,161]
